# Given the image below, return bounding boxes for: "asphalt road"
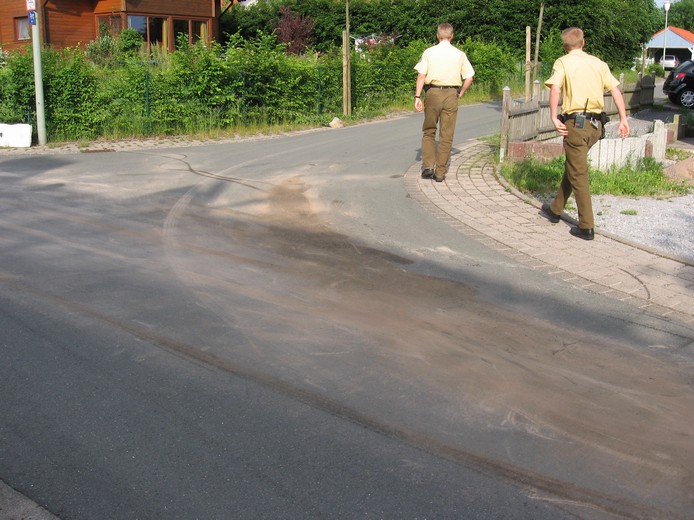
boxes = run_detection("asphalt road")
[1,103,693,519]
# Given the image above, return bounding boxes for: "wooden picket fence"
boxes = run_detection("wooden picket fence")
[499,73,657,162]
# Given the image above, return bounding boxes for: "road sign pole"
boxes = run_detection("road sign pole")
[28,3,47,145]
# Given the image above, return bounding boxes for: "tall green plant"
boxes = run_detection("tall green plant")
[0,27,552,141]
[43,48,102,139]
[461,38,517,95]
[0,50,34,124]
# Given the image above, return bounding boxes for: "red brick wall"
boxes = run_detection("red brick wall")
[506,141,564,163]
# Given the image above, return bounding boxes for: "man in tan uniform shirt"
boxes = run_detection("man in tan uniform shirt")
[414,23,475,182]
[542,27,629,240]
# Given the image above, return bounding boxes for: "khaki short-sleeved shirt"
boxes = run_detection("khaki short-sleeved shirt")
[414,40,475,86]
[545,49,620,114]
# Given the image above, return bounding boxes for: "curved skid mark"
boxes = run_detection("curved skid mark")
[619,267,651,301]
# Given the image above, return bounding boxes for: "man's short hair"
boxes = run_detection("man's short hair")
[562,27,584,51]
[437,23,454,40]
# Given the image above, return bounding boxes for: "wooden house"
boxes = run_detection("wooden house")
[0,1,232,52]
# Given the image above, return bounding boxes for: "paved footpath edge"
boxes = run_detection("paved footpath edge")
[405,139,694,325]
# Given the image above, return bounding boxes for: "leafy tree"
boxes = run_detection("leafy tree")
[275,6,315,54]
[668,0,694,31]
[222,0,277,44]
[461,38,517,94]
[222,0,661,69]
[540,27,564,66]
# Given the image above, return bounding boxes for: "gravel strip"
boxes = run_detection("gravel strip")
[537,109,693,264]
[591,193,694,263]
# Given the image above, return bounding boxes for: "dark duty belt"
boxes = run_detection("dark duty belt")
[559,111,610,139]
[562,112,602,121]
[424,85,461,90]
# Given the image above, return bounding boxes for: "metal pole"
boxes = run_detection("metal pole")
[663,2,671,66]
[525,26,531,102]
[145,68,151,134]
[342,0,351,116]
[31,9,47,145]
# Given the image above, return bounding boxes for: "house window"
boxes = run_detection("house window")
[128,15,207,51]
[128,15,147,37]
[173,19,189,47]
[148,17,167,47]
[173,19,209,47]
[192,21,208,44]
[128,15,168,50]
[190,20,207,43]
[97,15,122,36]
[15,17,30,41]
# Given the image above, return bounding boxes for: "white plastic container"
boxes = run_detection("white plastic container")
[0,123,32,147]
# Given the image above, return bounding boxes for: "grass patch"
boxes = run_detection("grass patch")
[500,156,691,198]
[620,209,638,215]
[500,156,565,193]
[591,157,690,197]
[665,147,693,162]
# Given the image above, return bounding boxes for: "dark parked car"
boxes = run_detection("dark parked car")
[663,60,694,107]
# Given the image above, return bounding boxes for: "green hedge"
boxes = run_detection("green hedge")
[0,32,518,142]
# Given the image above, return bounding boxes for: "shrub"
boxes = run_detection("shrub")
[0,29,531,141]
[0,50,35,124]
[647,63,665,77]
[461,38,517,95]
[43,48,102,139]
[85,28,144,67]
[501,156,690,198]
[84,32,119,67]
[118,28,144,55]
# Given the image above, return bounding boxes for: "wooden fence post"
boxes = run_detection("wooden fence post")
[500,86,511,162]
[636,72,643,110]
[533,79,541,101]
[533,80,542,137]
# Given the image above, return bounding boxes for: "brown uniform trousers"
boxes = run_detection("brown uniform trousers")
[421,87,459,179]
[549,119,602,229]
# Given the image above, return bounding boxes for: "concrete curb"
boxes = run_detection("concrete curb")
[0,481,58,520]
[494,169,694,268]
[406,139,694,325]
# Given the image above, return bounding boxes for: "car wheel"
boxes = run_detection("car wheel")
[669,94,680,104]
[679,89,694,108]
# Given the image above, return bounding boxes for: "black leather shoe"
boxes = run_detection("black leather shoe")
[434,176,445,183]
[570,226,594,240]
[421,169,435,179]
[541,202,560,223]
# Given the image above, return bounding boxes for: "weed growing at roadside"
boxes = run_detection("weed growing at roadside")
[591,157,690,197]
[666,147,693,162]
[500,156,564,193]
[501,156,691,198]
[620,209,638,215]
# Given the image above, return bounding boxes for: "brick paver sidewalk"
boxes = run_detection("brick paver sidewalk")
[405,140,694,325]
